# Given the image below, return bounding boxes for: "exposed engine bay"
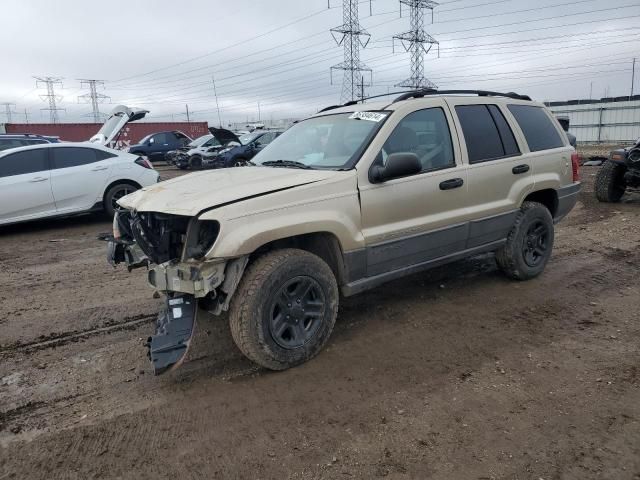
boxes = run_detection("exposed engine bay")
[103,209,246,375]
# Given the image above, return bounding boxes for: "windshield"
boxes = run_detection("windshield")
[188,134,213,147]
[202,136,221,147]
[239,132,261,145]
[253,112,388,169]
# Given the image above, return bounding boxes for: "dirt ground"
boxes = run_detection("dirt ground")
[1,162,639,480]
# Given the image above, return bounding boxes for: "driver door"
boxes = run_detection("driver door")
[358,104,469,277]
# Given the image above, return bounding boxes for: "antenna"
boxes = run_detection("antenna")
[330,0,372,103]
[34,76,65,124]
[77,79,110,122]
[393,0,439,90]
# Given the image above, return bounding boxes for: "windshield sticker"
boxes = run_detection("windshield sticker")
[349,111,387,122]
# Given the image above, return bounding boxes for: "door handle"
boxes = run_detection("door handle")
[439,178,464,190]
[29,177,47,183]
[512,164,530,174]
[91,166,109,171]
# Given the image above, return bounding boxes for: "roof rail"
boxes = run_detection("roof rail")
[317,104,342,113]
[392,89,531,103]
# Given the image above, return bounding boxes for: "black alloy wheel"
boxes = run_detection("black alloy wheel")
[268,276,326,349]
[522,220,549,267]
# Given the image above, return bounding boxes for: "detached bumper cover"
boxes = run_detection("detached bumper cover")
[147,294,197,375]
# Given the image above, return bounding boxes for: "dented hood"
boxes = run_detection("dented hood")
[118,166,340,216]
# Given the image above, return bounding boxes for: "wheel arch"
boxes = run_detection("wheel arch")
[523,188,558,217]
[102,179,142,206]
[249,232,348,287]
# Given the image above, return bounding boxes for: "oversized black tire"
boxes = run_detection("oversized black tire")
[229,248,339,370]
[103,182,138,218]
[595,160,626,203]
[495,201,555,281]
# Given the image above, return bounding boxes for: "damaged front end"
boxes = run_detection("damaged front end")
[103,209,247,375]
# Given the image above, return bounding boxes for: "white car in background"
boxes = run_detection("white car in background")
[0,142,159,226]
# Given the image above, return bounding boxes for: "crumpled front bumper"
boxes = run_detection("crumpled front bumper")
[147,260,226,298]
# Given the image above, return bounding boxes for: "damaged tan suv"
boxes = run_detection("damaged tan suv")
[106,89,581,375]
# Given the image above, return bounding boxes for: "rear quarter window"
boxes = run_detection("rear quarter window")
[507,105,565,152]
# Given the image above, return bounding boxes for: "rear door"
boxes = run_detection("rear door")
[448,100,532,248]
[49,146,114,213]
[0,148,56,223]
[506,104,572,188]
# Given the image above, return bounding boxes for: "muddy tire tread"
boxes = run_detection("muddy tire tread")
[229,248,338,370]
[595,161,626,203]
[495,201,554,281]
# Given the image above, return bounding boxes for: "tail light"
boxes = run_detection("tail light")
[571,152,580,182]
[135,157,154,169]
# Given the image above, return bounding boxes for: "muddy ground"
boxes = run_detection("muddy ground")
[1,163,639,480]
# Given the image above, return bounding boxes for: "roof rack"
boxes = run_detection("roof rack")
[317,89,531,114]
[393,89,531,103]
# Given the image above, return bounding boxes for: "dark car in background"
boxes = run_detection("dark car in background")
[0,133,60,151]
[128,130,192,162]
[165,134,213,166]
[198,129,283,168]
[168,133,233,169]
[181,127,243,170]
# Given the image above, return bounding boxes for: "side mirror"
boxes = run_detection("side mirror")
[369,152,421,183]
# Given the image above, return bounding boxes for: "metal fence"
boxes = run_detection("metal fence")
[547,96,640,144]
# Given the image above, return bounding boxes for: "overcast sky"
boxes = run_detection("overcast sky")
[2,0,639,125]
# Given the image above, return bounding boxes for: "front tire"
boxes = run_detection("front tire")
[595,161,626,202]
[104,183,137,218]
[229,249,339,370]
[496,201,554,280]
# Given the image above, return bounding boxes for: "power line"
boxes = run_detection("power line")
[393,0,439,89]
[1,102,17,123]
[34,76,65,124]
[77,79,110,122]
[331,0,373,102]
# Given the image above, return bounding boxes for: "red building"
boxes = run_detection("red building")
[3,122,209,149]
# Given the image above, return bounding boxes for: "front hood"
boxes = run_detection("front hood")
[118,167,340,216]
[209,127,241,145]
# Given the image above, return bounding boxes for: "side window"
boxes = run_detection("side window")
[455,105,516,163]
[51,147,98,169]
[95,150,117,160]
[152,133,169,144]
[0,149,48,178]
[487,105,520,156]
[22,139,48,146]
[0,139,24,151]
[507,105,565,152]
[380,107,455,173]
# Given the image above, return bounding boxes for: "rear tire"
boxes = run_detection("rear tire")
[595,160,626,202]
[104,183,137,218]
[229,249,339,370]
[233,157,249,167]
[495,201,554,281]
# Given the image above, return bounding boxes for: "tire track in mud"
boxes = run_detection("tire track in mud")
[0,313,156,355]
